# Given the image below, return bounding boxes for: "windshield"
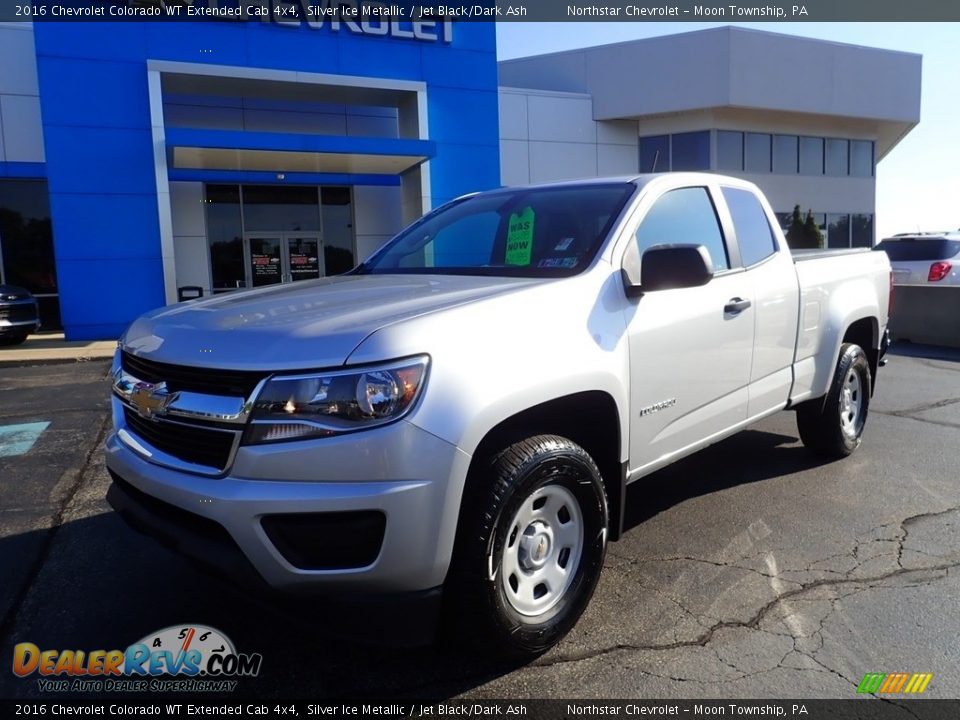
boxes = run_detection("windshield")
[357,183,636,277]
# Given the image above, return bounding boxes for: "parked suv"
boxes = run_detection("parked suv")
[874,233,960,286]
[0,285,40,345]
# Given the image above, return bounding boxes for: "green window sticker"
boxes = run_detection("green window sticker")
[506,206,535,266]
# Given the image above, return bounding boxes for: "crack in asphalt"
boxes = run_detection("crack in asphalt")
[530,506,960,688]
[0,411,111,646]
[873,395,960,430]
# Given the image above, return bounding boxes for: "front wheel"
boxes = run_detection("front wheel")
[445,435,608,658]
[796,342,872,458]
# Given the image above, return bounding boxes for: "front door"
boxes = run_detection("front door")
[624,185,755,477]
[246,233,322,286]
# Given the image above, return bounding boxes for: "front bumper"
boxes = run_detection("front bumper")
[0,299,40,335]
[104,408,472,595]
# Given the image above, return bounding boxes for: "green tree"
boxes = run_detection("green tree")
[785,205,806,248]
[803,210,825,249]
[784,204,824,249]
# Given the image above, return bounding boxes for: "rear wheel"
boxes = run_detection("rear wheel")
[445,435,608,658]
[796,342,871,458]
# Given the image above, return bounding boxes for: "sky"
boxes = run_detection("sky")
[496,22,960,240]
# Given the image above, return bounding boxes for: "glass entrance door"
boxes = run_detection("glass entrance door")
[285,235,322,282]
[248,234,283,287]
[246,233,322,286]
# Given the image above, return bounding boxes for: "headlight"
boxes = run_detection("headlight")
[244,355,429,444]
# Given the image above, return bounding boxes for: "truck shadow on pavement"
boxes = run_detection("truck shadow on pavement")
[622,427,830,532]
[0,427,831,701]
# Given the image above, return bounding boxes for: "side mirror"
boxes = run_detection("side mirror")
[621,244,715,297]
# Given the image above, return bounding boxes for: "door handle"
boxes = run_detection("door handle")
[724,297,752,314]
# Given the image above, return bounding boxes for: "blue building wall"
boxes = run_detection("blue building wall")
[32,21,500,340]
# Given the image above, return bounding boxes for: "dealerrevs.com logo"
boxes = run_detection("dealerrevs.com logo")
[12,624,262,693]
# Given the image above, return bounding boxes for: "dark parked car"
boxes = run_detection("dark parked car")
[0,284,40,345]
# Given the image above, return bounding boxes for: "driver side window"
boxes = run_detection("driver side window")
[635,187,730,272]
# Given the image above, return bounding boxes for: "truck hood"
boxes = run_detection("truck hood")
[121,274,542,370]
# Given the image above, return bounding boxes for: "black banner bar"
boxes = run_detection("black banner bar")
[2,700,960,720]
[3,0,960,23]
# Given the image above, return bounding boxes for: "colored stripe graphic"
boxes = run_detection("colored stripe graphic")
[858,673,932,694]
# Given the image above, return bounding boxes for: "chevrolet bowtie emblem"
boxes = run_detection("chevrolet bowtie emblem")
[129,381,178,420]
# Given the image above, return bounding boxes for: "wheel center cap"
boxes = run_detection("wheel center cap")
[519,522,553,571]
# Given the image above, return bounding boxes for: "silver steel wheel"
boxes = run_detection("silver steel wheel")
[500,484,584,619]
[839,368,863,439]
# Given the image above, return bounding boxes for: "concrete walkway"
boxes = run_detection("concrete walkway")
[0,332,115,366]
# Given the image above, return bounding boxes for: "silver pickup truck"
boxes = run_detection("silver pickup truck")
[106,174,891,656]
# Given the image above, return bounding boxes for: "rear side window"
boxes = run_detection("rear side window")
[722,187,778,267]
[874,238,960,262]
[635,187,729,271]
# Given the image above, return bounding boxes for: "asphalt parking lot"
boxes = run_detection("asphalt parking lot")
[1,346,959,700]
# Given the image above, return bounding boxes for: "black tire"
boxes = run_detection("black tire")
[445,435,608,658]
[796,342,872,458]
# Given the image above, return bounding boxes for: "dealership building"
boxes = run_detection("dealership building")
[0,21,920,340]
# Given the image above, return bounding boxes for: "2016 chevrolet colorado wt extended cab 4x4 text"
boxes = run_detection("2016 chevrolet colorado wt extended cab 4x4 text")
[106,174,891,656]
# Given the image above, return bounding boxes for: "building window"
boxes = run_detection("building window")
[670,131,710,171]
[722,187,777,266]
[639,135,670,173]
[827,214,851,248]
[242,184,321,232]
[0,179,61,329]
[825,139,849,177]
[772,135,798,174]
[206,185,245,292]
[852,214,874,247]
[717,131,743,171]
[799,137,824,175]
[320,187,355,275]
[744,133,771,173]
[850,140,874,177]
[636,187,729,271]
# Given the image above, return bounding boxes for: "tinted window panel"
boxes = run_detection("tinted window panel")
[206,184,245,290]
[827,214,851,248]
[874,238,960,261]
[242,184,320,232]
[636,187,729,271]
[717,131,743,171]
[850,140,873,177]
[639,135,670,173]
[0,179,61,329]
[671,131,711,171]
[744,133,771,173]
[852,214,874,248]
[722,187,777,267]
[799,137,824,175]
[320,187,355,275]
[772,135,798,174]
[825,138,849,176]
